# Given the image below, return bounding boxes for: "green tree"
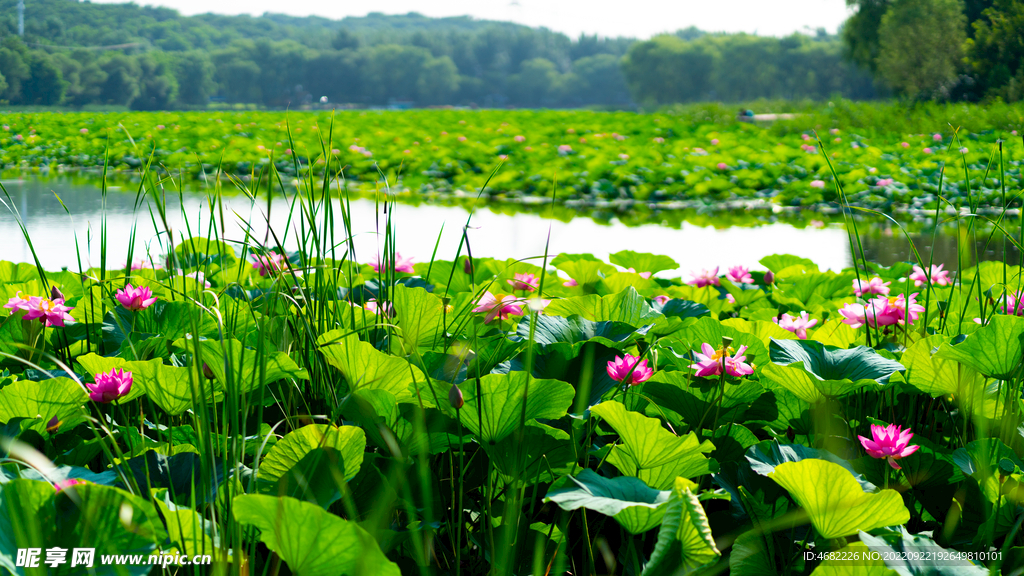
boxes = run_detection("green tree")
[417,55,460,105]
[132,54,178,110]
[304,49,365,103]
[506,57,559,107]
[0,39,30,103]
[363,44,431,103]
[621,35,713,105]
[876,0,967,98]
[99,53,141,106]
[174,51,216,105]
[21,52,67,105]
[567,54,631,106]
[841,0,893,72]
[964,0,1024,99]
[331,28,361,50]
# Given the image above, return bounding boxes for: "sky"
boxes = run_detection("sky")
[93,0,853,38]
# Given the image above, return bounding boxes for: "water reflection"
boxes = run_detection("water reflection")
[857,226,1022,269]
[0,178,1007,274]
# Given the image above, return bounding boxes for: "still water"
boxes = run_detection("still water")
[0,178,1010,274]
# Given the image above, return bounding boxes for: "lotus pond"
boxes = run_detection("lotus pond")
[1,165,1024,575]
[1,104,1023,216]
[2,106,1024,576]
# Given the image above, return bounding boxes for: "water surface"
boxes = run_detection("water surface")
[0,178,1010,274]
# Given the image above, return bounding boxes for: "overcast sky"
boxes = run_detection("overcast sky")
[93,0,852,38]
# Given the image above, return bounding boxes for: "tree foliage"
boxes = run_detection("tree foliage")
[875,0,967,99]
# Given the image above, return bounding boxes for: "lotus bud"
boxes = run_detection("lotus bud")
[46,416,60,434]
[202,363,216,380]
[50,285,65,302]
[448,384,464,410]
[463,257,473,275]
[763,271,774,285]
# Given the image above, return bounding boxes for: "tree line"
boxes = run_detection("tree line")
[843,0,1024,101]
[0,0,881,108]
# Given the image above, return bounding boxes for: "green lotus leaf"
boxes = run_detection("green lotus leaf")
[768,459,909,539]
[316,330,430,405]
[935,315,1024,379]
[174,337,309,396]
[233,494,400,576]
[591,401,715,489]
[608,251,678,275]
[0,377,88,435]
[544,287,661,326]
[516,314,653,350]
[392,284,445,351]
[544,469,670,534]
[769,338,904,383]
[445,372,574,444]
[641,478,720,575]
[256,424,366,486]
[54,482,169,576]
[644,371,763,432]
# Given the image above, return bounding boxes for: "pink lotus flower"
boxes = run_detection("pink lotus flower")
[839,294,923,329]
[653,137,664,144]
[21,296,75,327]
[858,423,919,470]
[252,252,289,277]
[690,343,754,378]
[839,299,895,329]
[4,291,33,313]
[653,295,670,305]
[55,478,87,492]
[514,135,526,142]
[909,264,951,287]
[717,162,729,170]
[892,293,925,325]
[87,368,132,403]
[181,271,211,288]
[115,284,157,311]
[473,292,524,324]
[923,147,933,154]
[853,277,891,297]
[774,312,818,339]
[999,291,1024,316]
[829,128,840,135]
[802,134,812,141]
[557,144,573,154]
[876,178,894,187]
[507,273,539,292]
[726,293,736,304]
[606,354,653,386]
[625,268,652,279]
[726,266,754,284]
[364,299,394,317]
[129,258,159,270]
[371,252,415,274]
[900,142,910,148]
[79,128,88,134]
[933,133,942,141]
[563,278,578,287]
[810,180,825,189]
[960,147,969,154]
[710,138,719,145]
[687,267,720,288]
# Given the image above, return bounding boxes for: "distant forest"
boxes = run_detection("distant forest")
[14,0,1011,109]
